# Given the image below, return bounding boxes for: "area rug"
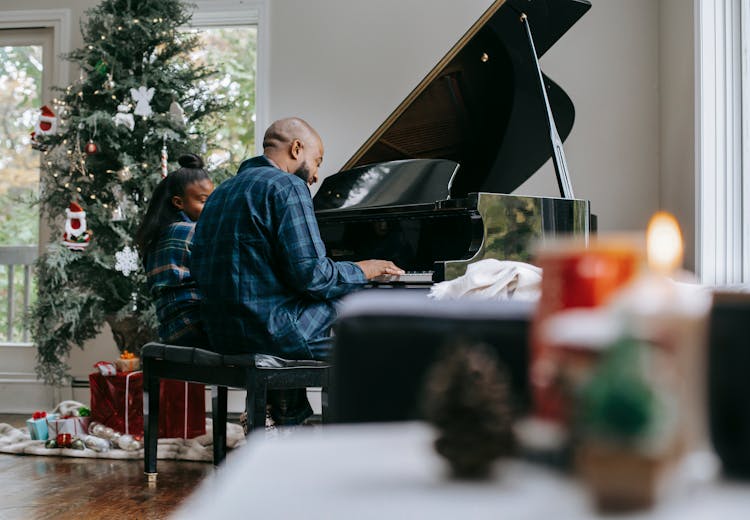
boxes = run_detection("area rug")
[0,419,246,462]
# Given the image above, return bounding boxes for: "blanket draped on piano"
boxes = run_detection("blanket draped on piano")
[428,259,542,301]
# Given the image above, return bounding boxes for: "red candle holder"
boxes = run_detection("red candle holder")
[56,433,72,448]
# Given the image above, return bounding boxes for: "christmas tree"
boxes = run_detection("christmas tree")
[29,0,228,385]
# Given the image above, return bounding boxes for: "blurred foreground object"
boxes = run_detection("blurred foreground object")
[530,235,643,422]
[708,291,750,478]
[330,291,532,424]
[576,336,678,512]
[422,342,514,479]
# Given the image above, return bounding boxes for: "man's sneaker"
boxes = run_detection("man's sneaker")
[239,408,277,436]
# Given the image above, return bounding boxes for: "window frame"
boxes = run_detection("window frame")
[0,9,70,88]
[696,0,750,284]
[0,11,69,351]
[192,0,269,155]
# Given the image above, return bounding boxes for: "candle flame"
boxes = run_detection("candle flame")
[647,211,683,275]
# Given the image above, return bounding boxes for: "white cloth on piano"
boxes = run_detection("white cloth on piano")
[428,259,542,301]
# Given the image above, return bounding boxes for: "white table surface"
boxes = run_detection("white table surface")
[173,422,750,520]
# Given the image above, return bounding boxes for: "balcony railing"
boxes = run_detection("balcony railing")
[0,246,38,345]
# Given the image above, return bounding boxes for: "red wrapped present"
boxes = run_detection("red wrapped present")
[158,379,206,439]
[89,371,205,438]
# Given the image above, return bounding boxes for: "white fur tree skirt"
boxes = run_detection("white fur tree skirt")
[0,419,246,461]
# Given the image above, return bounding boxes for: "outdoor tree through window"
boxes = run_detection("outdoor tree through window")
[189,26,257,170]
[0,44,42,247]
[0,41,44,342]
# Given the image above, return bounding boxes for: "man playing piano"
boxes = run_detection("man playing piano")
[191,117,403,424]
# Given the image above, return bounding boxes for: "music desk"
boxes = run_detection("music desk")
[174,422,750,520]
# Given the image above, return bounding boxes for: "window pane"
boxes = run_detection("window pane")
[0,44,41,343]
[0,44,42,247]
[191,27,257,169]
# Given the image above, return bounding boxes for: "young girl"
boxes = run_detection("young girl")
[135,154,214,346]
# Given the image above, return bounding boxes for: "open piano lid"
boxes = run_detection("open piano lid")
[338,0,591,199]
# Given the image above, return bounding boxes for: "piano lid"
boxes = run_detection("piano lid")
[340,0,591,198]
[314,159,459,212]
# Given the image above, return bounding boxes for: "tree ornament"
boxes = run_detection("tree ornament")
[85,140,98,155]
[111,204,125,222]
[62,201,92,251]
[106,73,116,90]
[87,421,142,450]
[117,166,133,181]
[83,434,111,452]
[113,103,135,131]
[35,105,58,135]
[161,137,168,178]
[421,342,515,479]
[114,246,139,276]
[169,100,186,125]
[94,59,108,75]
[30,105,58,150]
[130,85,155,118]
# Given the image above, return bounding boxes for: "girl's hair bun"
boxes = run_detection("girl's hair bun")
[178,153,205,169]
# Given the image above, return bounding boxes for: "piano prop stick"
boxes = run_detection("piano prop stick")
[520,13,575,199]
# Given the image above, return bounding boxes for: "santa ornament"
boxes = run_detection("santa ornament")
[62,202,92,251]
[30,105,58,150]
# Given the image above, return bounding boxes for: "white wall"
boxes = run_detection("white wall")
[0,0,697,391]
[267,0,496,177]
[659,0,695,271]
[516,0,661,236]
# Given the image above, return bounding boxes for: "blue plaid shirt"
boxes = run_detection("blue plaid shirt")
[144,212,203,343]
[191,155,367,359]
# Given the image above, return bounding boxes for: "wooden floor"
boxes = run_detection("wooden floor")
[0,414,215,520]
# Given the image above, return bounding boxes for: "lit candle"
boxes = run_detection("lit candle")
[614,211,711,453]
[646,211,683,276]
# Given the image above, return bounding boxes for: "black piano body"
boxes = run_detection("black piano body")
[314,0,593,283]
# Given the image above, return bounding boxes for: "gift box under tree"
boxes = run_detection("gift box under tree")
[26,411,59,440]
[47,415,90,439]
[89,371,205,438]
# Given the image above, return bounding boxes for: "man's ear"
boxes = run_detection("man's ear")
[290,138,303,160]
[172,195,184,211]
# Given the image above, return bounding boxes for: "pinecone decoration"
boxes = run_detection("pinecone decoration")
[422,341,515,479]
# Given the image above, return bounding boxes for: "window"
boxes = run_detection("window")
[0,9,68,348]
[191,1,268,168]
[0,28,53,343]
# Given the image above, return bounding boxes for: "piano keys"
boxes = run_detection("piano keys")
[314,0,593,284]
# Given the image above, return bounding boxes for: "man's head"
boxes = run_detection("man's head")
[262,117,324,185]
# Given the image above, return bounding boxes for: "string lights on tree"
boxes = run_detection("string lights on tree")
[28,0,229,385]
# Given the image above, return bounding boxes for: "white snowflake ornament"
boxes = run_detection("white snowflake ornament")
[114,246,139,277]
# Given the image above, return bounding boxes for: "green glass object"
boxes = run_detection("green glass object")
[94,59,108,75]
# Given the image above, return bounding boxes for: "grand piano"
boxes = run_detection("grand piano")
[314,0,593,284]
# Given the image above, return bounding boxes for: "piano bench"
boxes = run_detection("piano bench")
[140,342,330,480]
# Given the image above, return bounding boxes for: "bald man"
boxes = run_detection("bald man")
[191,118,402,422]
